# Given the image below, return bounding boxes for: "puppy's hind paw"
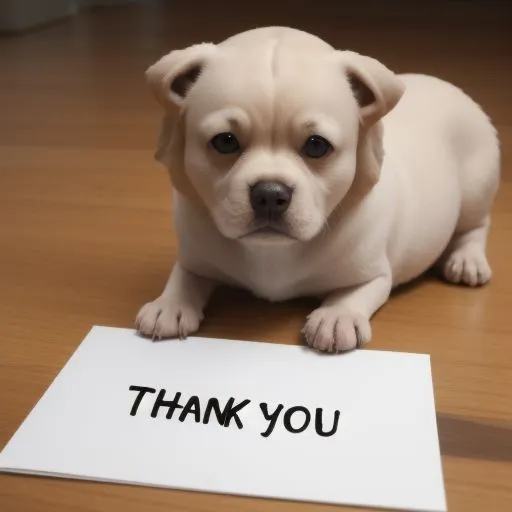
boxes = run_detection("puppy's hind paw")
[135,297,203,341]
[443,247,491,287]
[303,308,372,353]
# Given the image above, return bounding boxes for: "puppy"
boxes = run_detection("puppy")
[136,27,500,352]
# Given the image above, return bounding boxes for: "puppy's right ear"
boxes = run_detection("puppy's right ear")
[145,43,216,203]
[145,43,216,109]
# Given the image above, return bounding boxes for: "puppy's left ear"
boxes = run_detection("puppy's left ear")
[338,51,405,126]
[336,52,405,191]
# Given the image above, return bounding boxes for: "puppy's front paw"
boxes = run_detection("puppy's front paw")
[302,308,372,353]
[135,297,203,341]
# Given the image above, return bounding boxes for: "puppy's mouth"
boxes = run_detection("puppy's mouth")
[240,222,295,240]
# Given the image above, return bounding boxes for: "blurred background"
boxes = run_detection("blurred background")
[1,0,510,162]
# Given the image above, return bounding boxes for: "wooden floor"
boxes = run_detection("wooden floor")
[1,1,511,511]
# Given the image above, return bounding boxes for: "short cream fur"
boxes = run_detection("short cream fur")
[136,27,500,352]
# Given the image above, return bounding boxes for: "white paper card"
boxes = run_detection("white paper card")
[0,326,446,511]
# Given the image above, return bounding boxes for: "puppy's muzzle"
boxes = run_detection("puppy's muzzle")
[250,181,293,220]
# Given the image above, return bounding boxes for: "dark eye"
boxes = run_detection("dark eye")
[210,132,240,154]
[302,135,332,158]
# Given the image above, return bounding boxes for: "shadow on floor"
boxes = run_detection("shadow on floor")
[437,413,512,462]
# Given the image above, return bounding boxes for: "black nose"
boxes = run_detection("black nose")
[250,181,293,218]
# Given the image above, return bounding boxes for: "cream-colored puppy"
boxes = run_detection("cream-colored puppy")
[136,27,500,352]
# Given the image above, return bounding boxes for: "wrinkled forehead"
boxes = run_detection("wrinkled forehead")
[186,40,356,126]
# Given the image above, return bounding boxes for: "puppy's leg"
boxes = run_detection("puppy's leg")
[303,274,392,352]
[441,123,499,287]
[136,264,216,340]
[440,155,498,287]
[442,217,492,287]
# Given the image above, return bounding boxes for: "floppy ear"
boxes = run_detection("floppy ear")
[145,43,216,202]
[145,43,216,109]
[340,51,405,127]
[337,51,405,190]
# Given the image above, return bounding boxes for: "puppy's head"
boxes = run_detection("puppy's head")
[146,27,404,245]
